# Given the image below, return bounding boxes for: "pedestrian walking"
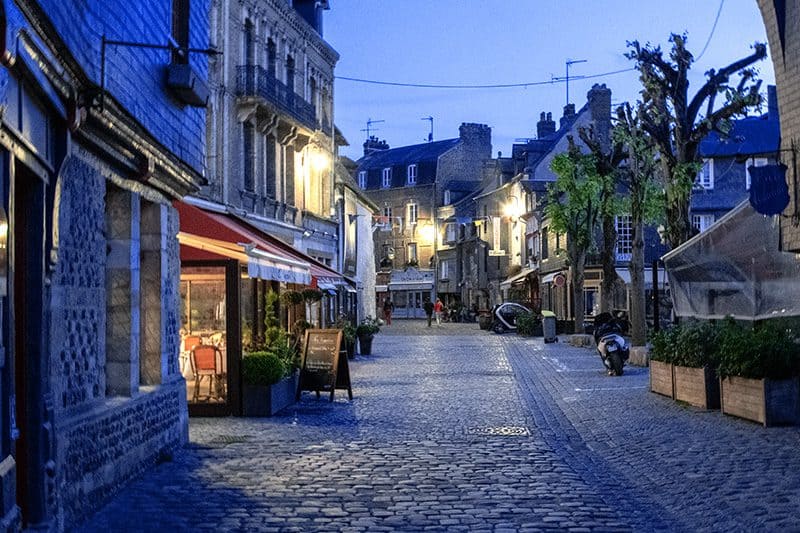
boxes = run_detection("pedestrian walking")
[423,297,434,327]
[383,297,394,325]
[434,298,443,326]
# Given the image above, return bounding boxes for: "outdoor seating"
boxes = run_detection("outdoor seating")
[190,345,224,402]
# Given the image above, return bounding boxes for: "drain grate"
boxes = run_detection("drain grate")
[466,426,531,437]
[206,434,253,446]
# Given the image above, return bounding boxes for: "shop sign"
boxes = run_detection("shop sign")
[296,329,352,402]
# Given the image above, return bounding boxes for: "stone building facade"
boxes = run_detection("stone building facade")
[757,0,800,252]
[0,0,208,530]
[355,124,491,318]
[204,0,339,266]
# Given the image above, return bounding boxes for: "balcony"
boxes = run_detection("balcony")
[236,65,317,132]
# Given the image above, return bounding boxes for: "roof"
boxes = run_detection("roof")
[443,180,481,192]
[356,138,459,170]
[699,114,780,158]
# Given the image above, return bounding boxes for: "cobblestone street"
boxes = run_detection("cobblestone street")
[80,322,800,532]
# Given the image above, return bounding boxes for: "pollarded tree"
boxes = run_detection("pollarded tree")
[546,137,603,334]
[626,33,766,248]
[614,103,665,346]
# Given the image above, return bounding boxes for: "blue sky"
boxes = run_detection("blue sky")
[325,1,775,161]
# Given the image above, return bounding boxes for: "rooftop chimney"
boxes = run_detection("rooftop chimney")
[537,111,556,139]
[363,136,389,157]
[560,104,576,129]
[587,83,612,151]
[458,123,492,159]
[768,85,779,121]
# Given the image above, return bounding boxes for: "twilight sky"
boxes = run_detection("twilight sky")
[324,1,775,161]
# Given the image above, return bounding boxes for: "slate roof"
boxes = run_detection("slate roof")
[699,114,780,158]
[356,138,459,170]
[443,180,482,192]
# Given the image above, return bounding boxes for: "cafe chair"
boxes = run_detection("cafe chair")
[181,335,202,375]
[190,345,222,402]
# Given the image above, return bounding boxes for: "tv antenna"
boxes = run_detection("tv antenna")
[360,118,385,139]
[551,59,587,106]
[421,116,434,142]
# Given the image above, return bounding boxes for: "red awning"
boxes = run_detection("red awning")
[176,201,347,288]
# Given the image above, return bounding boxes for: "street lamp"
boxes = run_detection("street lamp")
[503,195,523,222]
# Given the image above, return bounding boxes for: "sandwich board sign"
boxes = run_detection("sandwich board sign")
[296,329,352,402]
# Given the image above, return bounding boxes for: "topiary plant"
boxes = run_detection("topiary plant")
[302,288,324,302]
[242,352,286,386]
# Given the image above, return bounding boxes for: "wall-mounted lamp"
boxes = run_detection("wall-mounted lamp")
[503,195,523,222]
[348,213,363,224]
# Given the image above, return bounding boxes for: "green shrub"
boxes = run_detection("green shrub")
[242,352,286,386]
[673,320,719,368]
[516,312,542,337]
[356,316,381,336]
[716,318,800,379]
[649,326,679,364]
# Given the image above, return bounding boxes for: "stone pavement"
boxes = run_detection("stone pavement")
[79,324,800,532]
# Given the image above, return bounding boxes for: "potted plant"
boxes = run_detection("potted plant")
[717,319,800,426]
[334,315,357,359]
[478,311,493,330]
[672,321,721,409]
[241,351,297,416]
[649,326,677,398]
[356,316,381,355]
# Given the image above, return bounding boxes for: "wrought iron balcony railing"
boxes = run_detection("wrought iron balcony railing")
[236,65,317,131]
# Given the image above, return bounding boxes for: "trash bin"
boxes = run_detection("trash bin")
[541,310,557,343]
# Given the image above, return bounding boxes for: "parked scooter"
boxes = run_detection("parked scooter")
[593,311,630,376]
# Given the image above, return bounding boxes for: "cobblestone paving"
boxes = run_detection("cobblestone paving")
[79,323,800,532]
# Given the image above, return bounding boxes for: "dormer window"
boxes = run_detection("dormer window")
[358,171,367,189]
[694,158,714,190]
[407,164,417,185]
[382,167,391,188]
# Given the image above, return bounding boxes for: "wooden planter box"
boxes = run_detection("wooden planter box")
[720,376,800,426]
[674,365,720,409]
[242,373,299,417]
[650,360,674,398]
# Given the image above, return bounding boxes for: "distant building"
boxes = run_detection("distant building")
[0,0,208,529]
[356,124,491,317]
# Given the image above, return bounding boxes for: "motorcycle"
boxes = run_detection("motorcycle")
[593,311,630,376]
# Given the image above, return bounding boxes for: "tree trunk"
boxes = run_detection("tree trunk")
[628,214,647,346]
[569,243,586,334]
[599,212,619,313]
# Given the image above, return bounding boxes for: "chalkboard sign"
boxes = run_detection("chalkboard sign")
[296,329,352,402]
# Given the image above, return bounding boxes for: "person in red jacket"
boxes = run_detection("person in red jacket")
[383,297,394,325]
[434,298,444,326]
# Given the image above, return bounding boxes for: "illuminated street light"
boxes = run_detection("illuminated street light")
[503,195,523,221]
[418,223,435,243]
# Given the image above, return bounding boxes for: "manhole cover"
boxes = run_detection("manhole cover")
[465,426,531,437]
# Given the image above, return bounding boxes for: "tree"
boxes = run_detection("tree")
[626,33,766,248]
[614,103,665,346]
[577,124,626,315]
[546,138,603,334]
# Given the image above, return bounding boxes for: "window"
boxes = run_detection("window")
[746,157,769,190]
[382,206,392,220]
[382,167,392,188]
[242,122,255,191]
[243,19,255,66]
[407,164,417,185]
[445,223,456,243]
[171,0,190,64]
[443,190,451,205]
[440,260,450,279]
[615,215,633,261]
[695,158,714,189]
[286,55,295,92]
[265,134,276,199]
[358,171,367,189]
[692,213,715,233]
[266,38,277,77]
[407,202,418,225]
[407,242,418,263]
[584,287,599,317]
[541,227,549,259]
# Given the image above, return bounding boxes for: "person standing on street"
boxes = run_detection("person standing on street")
[383,297,394,325]
[424,297,434,327]
[434,298,444,326]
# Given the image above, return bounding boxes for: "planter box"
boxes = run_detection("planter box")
[242,373,299,417]
[649,360,674,398]
[720,376,800,426]
[674,365,720,409]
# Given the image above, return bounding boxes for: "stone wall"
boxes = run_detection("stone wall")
[758,0,800,252]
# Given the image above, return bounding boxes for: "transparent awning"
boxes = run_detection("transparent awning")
[662,200,800,320]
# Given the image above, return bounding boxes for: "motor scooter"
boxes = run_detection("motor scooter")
[593,311,630,376]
